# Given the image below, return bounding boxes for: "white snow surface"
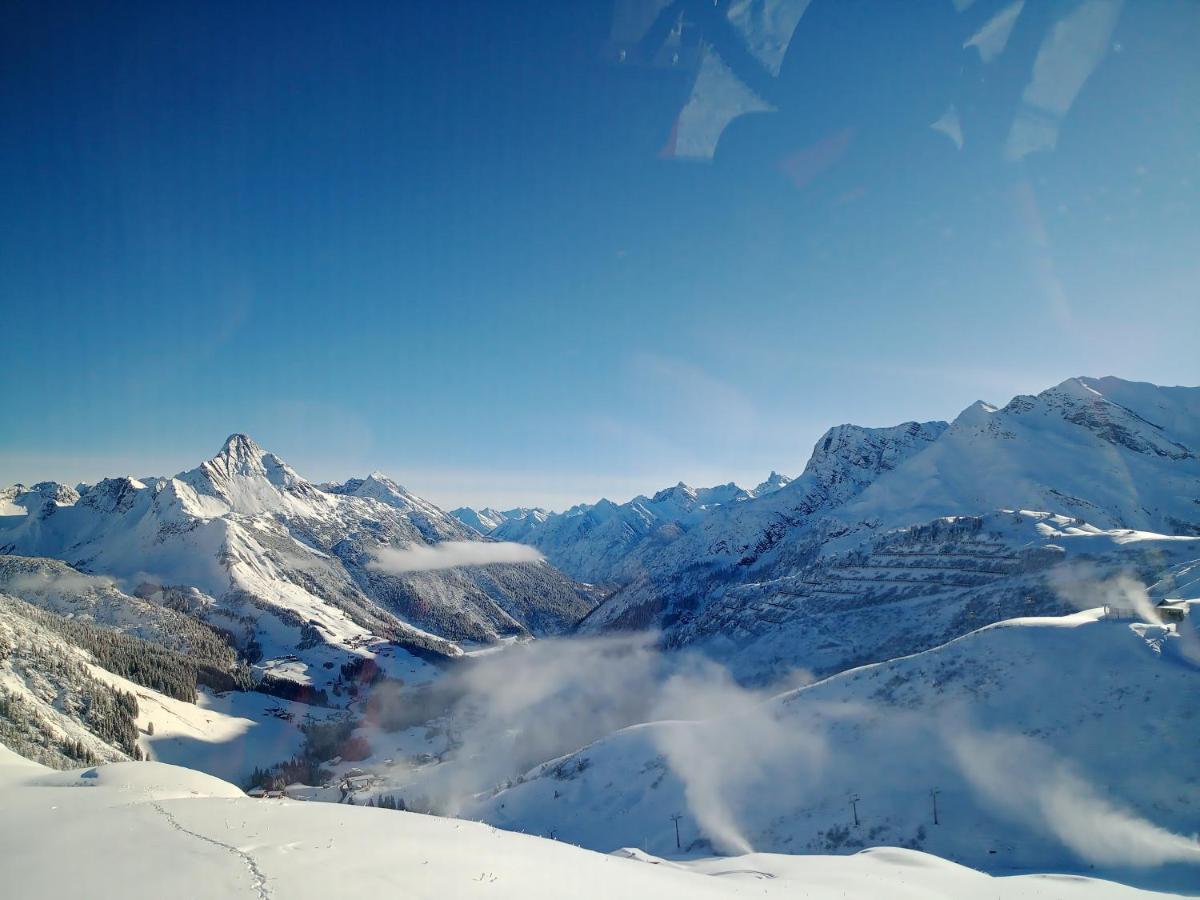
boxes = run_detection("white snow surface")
[0,752,1179,899]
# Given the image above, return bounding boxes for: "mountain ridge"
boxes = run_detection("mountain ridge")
[0,435,597,696]
[570,376,1200,668]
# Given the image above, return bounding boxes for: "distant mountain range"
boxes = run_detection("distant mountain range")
[1,434,596,682]
[459,376,1200,680]
[452,471,794,584]
[442,378,1200,862]
[2,375,1198,786]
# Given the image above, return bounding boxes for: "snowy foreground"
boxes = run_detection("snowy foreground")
[0,748,1183,900]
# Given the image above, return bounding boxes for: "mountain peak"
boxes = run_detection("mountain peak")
[649,482,699,506]
[204,433,287,481]
[219,433,264,459]
[952,400,999,428]
[175,434,311,514]
[342,471,415,501]
[1047,376,1105,402]
[753,471,792,495]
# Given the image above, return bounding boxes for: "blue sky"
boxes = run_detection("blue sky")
[2,0,1198,509]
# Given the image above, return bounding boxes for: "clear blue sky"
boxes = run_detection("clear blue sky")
[2,1,1198,509]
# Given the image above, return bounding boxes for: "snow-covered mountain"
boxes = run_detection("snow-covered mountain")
[576,377,1200,676]
[1,378,1198,898]
[0,435,596,695]
[839,377,1200,535]
[451,505,512,534]
[450,505,553,536]
[0,481,79,516]
[752,470,792,496]
[483,506,552,541]
[321,471,470,542]
[479,420,951,590]
[471,474,792,584]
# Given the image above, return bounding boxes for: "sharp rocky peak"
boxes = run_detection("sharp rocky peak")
[206,433,292,477]
[213,435,278,474]
[753,471,792,495]
[174,434,313,512]
[220,432,263,457]
[363,471,408,491]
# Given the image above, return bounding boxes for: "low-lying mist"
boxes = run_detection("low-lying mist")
[352,576,1199,871]
[362,634,810,820]
[368,541,543,573]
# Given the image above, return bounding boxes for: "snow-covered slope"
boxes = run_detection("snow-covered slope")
[0,435,596,695]
[472,606,1200,885]
[841,377,1200,535]
[0,592,147,767]
[0,752,1177,899]
[0,554,242,671]
[0,578,321,775]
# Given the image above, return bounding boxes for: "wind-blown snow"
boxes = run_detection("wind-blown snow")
[469,606,1200,886]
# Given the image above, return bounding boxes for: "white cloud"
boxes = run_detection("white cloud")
[368,541,543,574]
